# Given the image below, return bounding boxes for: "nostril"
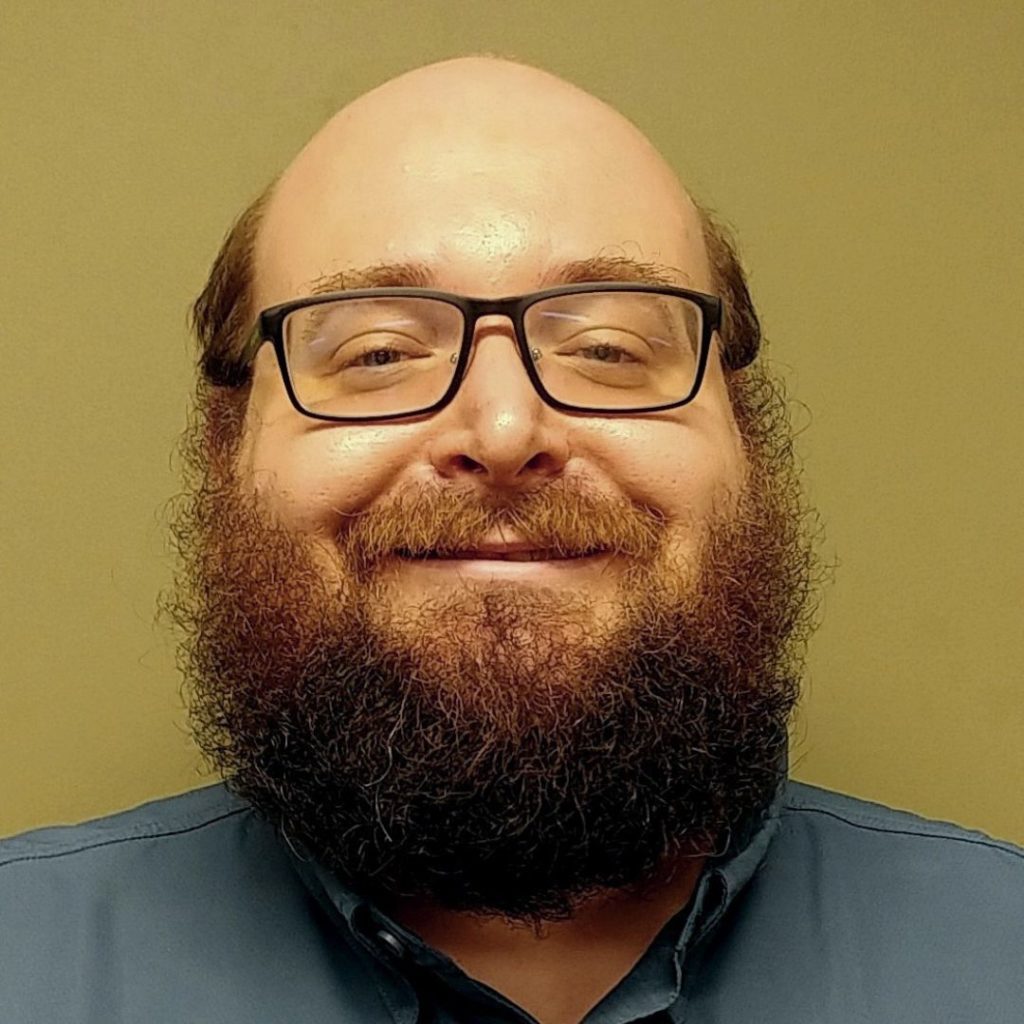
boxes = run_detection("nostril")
[523,451,560,475]
[450,453,488,475]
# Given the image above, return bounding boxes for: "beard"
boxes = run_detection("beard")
[161,369,820,930]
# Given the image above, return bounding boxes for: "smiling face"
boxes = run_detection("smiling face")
[168,58,816,924]
[240,59,745,623]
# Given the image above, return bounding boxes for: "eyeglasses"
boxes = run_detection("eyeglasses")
[240,283,724,422]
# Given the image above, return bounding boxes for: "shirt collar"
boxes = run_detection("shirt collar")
[690,744,789,947]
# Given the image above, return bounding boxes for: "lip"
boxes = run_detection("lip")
[428,547,586,562]
[457,540,557,558]
[395,532,607,561]
[391,546,614,577]
[393,548,614,581]
[396,541,606,562]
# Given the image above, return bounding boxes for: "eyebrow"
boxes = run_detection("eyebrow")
[305,255,694,296]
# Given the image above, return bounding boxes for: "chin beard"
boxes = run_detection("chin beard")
[162,382,819,928]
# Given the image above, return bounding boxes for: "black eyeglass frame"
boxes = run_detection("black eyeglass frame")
[240,282,725,423]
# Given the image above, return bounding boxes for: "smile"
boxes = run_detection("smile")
[403,549,597,562]
[391,546,615,578]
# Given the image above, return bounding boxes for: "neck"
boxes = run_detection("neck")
[382,853,707,1024]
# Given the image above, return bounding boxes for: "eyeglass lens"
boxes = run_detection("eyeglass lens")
[282,291,703,418]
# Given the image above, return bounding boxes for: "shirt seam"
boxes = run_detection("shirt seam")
[0,807,249,870]
[782,804,1024,860]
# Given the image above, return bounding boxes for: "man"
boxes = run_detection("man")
[1,56,1021,1024]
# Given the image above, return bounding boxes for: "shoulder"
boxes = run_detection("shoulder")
[0,786,304,997]
[0,784,251,873]
[0,784,278,914]
[0,789,390,1022]
[766,779,1024,940]
[780,779,1024,866]
[695,783,1024,1018]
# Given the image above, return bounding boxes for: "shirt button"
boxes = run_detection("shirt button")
[375,928,407,960]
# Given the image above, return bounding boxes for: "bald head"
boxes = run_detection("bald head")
[253,56,708,312]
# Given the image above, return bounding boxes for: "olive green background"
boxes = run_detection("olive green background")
[2,1,1021,843]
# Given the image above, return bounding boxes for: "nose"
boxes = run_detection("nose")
[427,314,569,490]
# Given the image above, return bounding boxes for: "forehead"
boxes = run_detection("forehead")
[254,68,709,309]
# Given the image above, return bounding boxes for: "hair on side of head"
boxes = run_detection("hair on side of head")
[191,184,274,392]
[694,204,762,371]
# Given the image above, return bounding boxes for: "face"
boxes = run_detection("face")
[167,59,817,927]
[242,62,744,609]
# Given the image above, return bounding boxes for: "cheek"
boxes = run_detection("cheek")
[242,421,423,535]
[651,438,745,570]
[594,402,745,530]
[240,350,427,535]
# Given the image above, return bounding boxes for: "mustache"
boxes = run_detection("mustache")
[334,482,668,572]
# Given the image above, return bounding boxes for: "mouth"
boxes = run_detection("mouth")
[395,547,607,562]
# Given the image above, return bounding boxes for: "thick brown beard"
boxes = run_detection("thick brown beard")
[159,365,821,929]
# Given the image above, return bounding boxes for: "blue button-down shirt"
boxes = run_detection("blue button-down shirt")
[2,773,1022,1022]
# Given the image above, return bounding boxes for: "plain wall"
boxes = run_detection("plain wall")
[1,0,1021,842]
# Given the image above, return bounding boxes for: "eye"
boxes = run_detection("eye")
[328,331,432,371]
[575,342,638,364]
[344,343,418,369]
[556,328,648,365]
